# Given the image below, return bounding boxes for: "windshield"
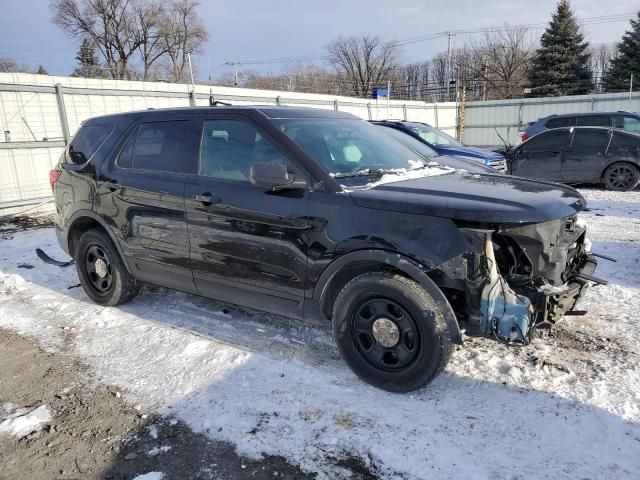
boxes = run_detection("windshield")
[409,123,464,148]
[377,126,439,158]
[275,118,429,179]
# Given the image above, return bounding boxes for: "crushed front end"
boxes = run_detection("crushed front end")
[434,214,604,344]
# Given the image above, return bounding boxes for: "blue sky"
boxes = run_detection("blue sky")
[0,0,637,79]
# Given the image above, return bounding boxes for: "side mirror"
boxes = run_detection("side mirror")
[250,162,307,191]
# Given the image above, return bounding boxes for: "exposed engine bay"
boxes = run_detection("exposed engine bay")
[432,214,606,344]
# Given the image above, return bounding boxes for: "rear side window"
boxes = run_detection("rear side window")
[545,117,574,129]
[576,115,610,127]
[570,130,610,150]
[525,130,570,150]
[117,121,199,173]
[65,124,112,164]
[613,115,640,133]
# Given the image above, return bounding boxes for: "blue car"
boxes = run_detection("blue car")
[372,120,507,172]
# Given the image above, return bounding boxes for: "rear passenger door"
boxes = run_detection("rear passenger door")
[511,130,570,181]
[563,129,611,183]
[184,116,310,319]
[97,117,200,294]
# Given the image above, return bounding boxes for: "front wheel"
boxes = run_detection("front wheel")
[75,229,141,306]
[332,272,454,392]
[603,163,639,191]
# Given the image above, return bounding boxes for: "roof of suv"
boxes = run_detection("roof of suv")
[85,106,359,123]
[542,111,638,119]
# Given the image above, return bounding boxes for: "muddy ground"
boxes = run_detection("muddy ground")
[0,330,318,480]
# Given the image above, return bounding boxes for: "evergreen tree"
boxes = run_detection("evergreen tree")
[36,65,48,75]
[529,0,592,96]
[603,12,640,92]
[71,38,104,78]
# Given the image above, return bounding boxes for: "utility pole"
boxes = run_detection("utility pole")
[445,32,455,101]
[224,62,241,86]
[630,74,634,104]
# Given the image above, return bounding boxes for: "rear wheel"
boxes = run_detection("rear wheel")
[332,272,453,393]
[75,229,141,306]
[603,163,639,191]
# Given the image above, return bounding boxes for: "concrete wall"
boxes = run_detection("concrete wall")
[0,73,458,215]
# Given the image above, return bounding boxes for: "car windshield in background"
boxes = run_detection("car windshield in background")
[275,119,431,183]
[409,123,464,148]
[377,126,440,159]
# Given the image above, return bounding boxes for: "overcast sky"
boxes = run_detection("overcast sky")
[0,0,637,78]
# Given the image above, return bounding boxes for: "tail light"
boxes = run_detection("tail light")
[520,133,529,142]
[49,169,61,192]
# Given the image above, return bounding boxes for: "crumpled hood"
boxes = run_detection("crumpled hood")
[437,145,504,161]
[349,171,586,224]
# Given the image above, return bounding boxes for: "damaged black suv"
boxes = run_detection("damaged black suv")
[51,106,601,392]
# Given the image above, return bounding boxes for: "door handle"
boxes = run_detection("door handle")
[549,151,560,157]
[193,192,218,206]
[99,180,122,192]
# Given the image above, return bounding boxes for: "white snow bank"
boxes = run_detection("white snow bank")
[0,405,52,438]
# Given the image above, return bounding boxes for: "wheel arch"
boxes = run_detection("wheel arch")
[313,249,462,344]
[65,210,133,274]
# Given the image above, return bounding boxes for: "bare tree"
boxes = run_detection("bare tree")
[588,44,615,92]
[326,35,402,97]
[52,0,145,79]
[134,0,168,80]
[159,0,208,83]
[0,57,20,73]
[472,25,534,99]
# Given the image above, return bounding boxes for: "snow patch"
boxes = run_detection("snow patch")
[0,405,52,438]
[147,445,172,457]
[132,473,165,480]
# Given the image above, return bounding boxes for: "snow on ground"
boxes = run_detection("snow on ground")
[0,188,639,479]
[0,405,52,438]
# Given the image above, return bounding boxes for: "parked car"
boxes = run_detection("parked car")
[371,120,507,172]
[520,111,640,142]
[508,126,640,191]
[374,124,498,174]
[52,107,599,392]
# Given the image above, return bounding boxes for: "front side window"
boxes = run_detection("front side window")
[65,124,112,164]
[614,115,640,133]
[525,130,570,151]
[570,130,610,150]
[408,123,464,147]
[117,121,199,173]
[199,119,289,181]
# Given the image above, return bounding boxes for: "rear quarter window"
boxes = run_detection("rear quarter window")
[545,117,575,129]
[65,124,113,164]
[576,115,610,127]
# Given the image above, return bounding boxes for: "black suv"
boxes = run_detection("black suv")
[51,106,599,392]
[521,111,640,142]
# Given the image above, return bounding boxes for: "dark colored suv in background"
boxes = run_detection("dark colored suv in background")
[521,111,640,142]
[51,106,599,392]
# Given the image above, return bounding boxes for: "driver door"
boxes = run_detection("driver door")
[184,116,310,319]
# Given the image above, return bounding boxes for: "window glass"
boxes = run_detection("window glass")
[123,121,198,173]
[576,115,610,127]
[545,117,574,129]
[274,118,432,187]
[570,130,610,150]
[409,123,464,147]
[525,130,569,150]
[65,124,112,164]
[613,115,640,133]
[199,119,289,181]
[378,126,439,158]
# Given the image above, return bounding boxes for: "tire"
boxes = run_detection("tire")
[332,272,454,393]
[603,163,639,191]
[75,229,141,306]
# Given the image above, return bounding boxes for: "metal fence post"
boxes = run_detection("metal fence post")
[402,104,407,121]
[188,90,197,106]
[434,103,439,129]
[367,102,372,120]
[55,83,71,144]
[334,99,339,111]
